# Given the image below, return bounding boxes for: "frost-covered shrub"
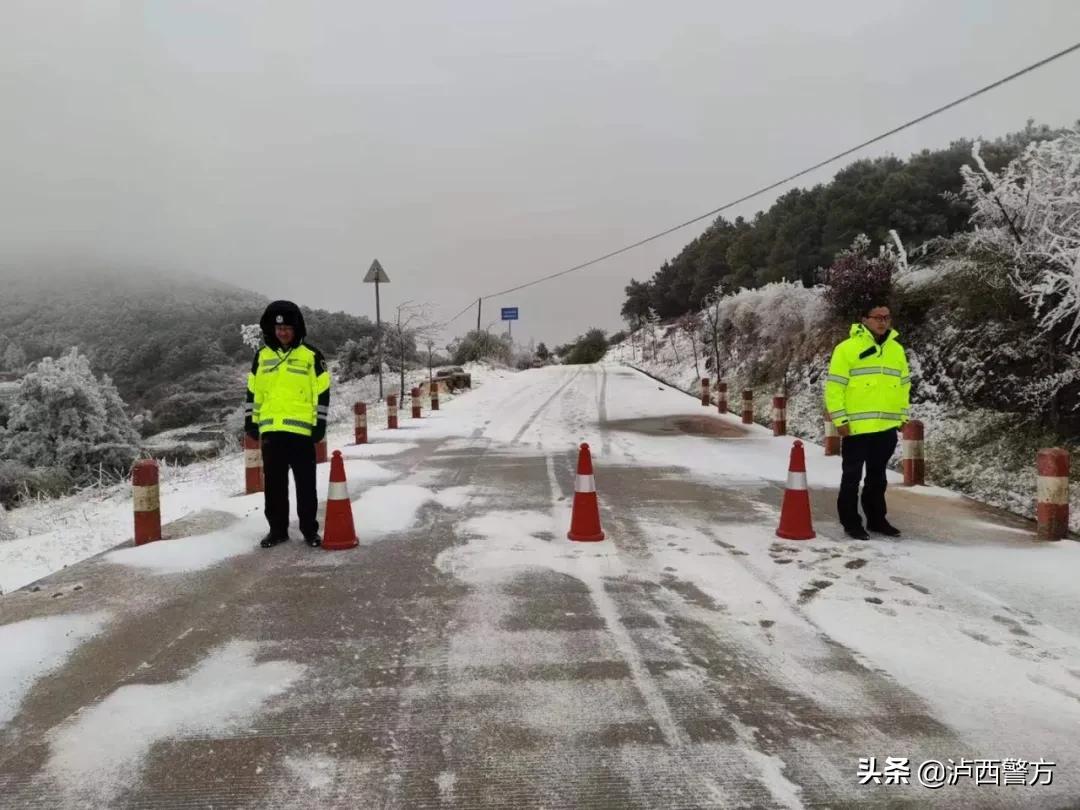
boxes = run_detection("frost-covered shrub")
[824,254,895,320]
[0,348,140,482]
[566,329,608,365]
[2,343,26,372]
[224,404,245,438]
[451,331,512,365]
[959,129,1080,344]
[707,282,829,390]
[823,235,896,320]
[0,461,24,509]
[337,337,376,382]
[239,323,263,352]
[0,459,75,508]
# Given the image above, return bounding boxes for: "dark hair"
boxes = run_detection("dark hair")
[861,300,891,317]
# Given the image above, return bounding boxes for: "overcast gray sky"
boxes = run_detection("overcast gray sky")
[1,0,1079,347]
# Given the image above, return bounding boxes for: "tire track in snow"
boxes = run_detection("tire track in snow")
[510,367,584,445]
[383,367,596,808]
[544,454,683,749]
[597,365,612,459]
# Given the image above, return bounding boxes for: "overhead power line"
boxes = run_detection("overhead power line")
[439,299,479,330]
[439,39,1080,328]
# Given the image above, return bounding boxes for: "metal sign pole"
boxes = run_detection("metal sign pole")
[364,259,391,400]
[375,277,382,398]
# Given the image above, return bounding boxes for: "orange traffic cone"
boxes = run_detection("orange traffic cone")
[568,443,605,542]
[776,440,816,540]
[323,450,358,550]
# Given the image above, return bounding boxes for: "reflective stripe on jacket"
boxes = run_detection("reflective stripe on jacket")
[246,343,330,437]
[824,324,911,436]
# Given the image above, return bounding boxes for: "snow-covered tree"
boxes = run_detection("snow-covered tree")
[386,301,435,395]
[2,343,26,372]
[701,283,726,374]
[240,323,263,352]
[0,348,141,480]
[451,330,511,365]
[677,312,703,379]
[201,342,230,366]
[645,308,661,360]
[336,336,376,382]
[883,230,909,274]
[959,129,1080,345]
[823,234,896,320]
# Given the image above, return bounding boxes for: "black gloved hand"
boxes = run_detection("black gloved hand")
[311,426,326,444]
[245,429,260,442]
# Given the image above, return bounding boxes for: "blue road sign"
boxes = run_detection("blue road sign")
[501,307,519,321]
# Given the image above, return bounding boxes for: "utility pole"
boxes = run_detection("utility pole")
[476,297,482,333]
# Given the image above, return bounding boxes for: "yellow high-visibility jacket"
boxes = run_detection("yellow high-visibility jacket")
[824,324,910,436]
[246,343,330,437]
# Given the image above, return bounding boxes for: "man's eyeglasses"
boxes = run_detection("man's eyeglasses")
[866,315,892,323]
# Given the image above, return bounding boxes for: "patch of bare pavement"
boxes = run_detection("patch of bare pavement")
[0,366,1074,808]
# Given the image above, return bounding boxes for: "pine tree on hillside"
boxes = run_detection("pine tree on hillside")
[623,121,1072,322]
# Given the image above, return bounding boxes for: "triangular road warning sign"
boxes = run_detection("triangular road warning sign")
[363,259,390,283]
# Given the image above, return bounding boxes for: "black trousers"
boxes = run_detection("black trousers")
[261,432,319,538]
[838,428,898,530]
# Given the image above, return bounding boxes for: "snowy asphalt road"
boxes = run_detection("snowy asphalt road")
[3,364,1080,808]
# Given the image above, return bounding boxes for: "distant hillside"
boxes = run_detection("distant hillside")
[0,267,376,432]
[621,121,1075,322]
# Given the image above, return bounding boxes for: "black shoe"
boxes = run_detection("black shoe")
[260,533,289,548]
[303,533,322,547]
[844,525,870,541]
[868,520,901,537]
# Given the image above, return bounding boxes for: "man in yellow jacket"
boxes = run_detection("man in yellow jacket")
[824,302,910,540]
[245,300,331,549]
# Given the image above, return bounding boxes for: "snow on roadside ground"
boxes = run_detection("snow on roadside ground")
[43,641,304,807]
[0,364,511,595]
[348,485,475,540]
[0,612,109,726]
[0,452,251,596]
[104,524,259,574]
[624,495,1080,762]
[100,476,475,575]
[0,456,400,592]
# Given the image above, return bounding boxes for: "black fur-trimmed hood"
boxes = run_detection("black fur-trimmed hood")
[260,300,308,349]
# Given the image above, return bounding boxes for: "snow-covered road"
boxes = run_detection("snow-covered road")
[2,363,1080,808]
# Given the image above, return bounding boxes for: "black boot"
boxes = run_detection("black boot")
[868,520,901,537]
[844,525,870,541]
[303,532,322,548]
[260,532,289,548]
